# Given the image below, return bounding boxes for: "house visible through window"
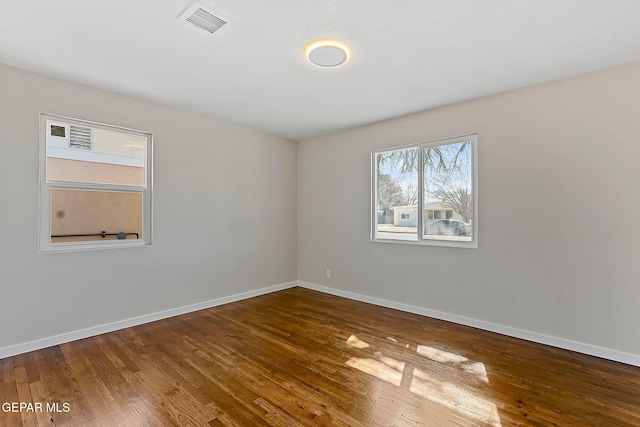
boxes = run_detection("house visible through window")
[372,134,477,247]
[39,114,152,252]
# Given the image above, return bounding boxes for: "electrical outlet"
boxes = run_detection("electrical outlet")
[326,269,332,279]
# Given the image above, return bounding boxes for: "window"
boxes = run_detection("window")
[39,114,152,252]
[372,134,477,247]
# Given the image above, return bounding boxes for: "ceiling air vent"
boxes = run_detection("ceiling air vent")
[179,1,227,34]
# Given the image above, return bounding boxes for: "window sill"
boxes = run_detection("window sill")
[39,239,149,253]
[371,236,478,249]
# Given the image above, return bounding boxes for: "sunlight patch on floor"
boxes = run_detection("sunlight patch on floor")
[345,357,404,387]
[346,334,371,349]
[345,335,501,427]
[411,367,501,426]
[417,344,489,383]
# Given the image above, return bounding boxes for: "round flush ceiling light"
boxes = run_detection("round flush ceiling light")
[305,39,351,67]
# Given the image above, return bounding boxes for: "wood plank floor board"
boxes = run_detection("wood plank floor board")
[1,287,639,426]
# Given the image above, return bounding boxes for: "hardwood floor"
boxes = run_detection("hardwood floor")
[1,287,639,426]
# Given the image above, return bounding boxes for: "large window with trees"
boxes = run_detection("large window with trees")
[372,134,477,248]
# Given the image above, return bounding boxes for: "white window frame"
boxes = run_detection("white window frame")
[371,134,478,248]
[39,113,153,253]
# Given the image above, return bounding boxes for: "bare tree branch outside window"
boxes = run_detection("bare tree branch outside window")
[423,141,473,224]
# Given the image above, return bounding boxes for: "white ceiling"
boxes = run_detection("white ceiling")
[1,1,639,140]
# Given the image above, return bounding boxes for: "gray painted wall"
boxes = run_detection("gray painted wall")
[0,63,298,349]
[3,60,640,360]
[298,63,640,356]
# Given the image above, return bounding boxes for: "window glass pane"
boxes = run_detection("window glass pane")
[376,147,418,241]
[50,189,143,243]
[46,121,146,187]
[423,141,473,241]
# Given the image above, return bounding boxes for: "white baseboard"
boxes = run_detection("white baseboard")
[4,280,638,367]
[298,281,640,367]
[0,281,298,360]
